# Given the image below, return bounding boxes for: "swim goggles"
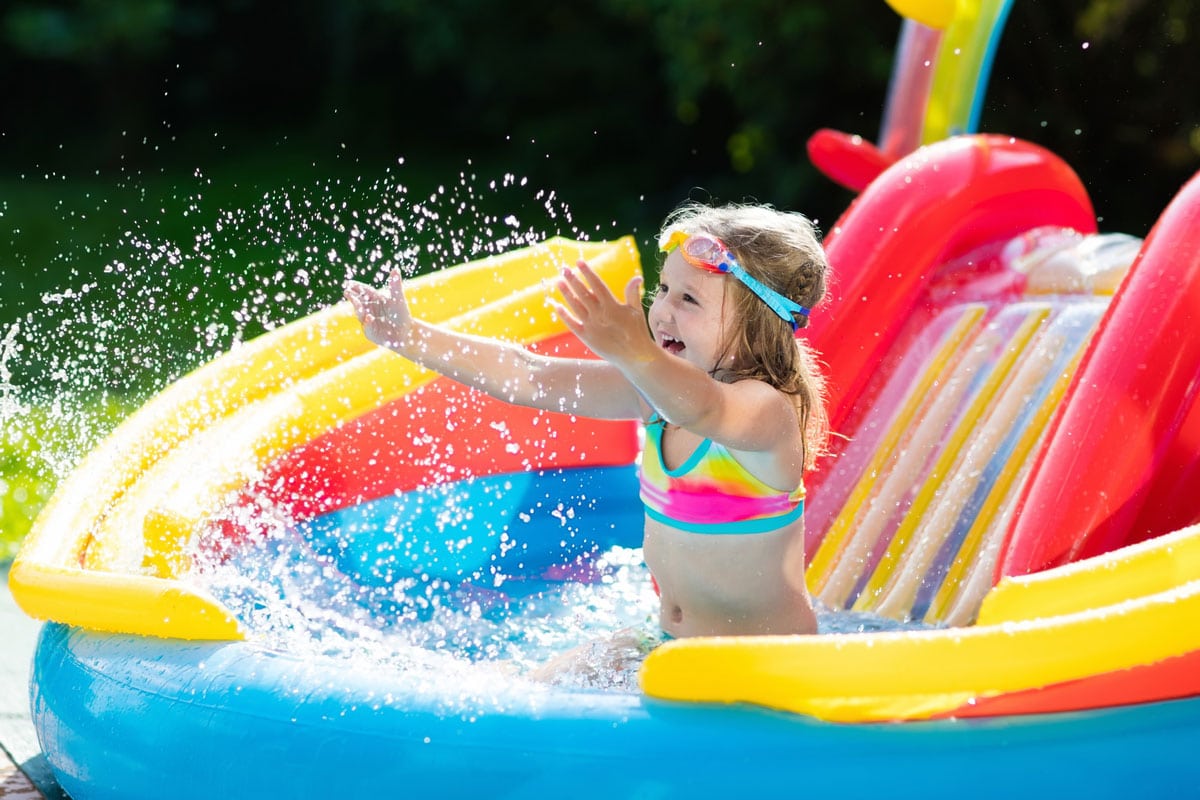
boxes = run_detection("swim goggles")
[658,229,809,330]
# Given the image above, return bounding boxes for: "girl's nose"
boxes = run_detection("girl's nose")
[648,295,668,321]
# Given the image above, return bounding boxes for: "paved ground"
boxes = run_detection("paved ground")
[0,564,65,800]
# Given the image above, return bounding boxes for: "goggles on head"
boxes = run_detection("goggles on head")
[658,229,809,331]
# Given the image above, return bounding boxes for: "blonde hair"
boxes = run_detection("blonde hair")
[659,202,830,468]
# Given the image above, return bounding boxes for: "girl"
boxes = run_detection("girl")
[344,202,830,643]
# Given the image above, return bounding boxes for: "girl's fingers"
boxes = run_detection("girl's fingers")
[574,260,614,301]
[559,264,593,299]
[556,270,592,317]
[343,282,371,313]
[386,267,405,296]
[554,262,644,335]
[549,300,582,333]
[562,260,625,309]
[574,259,599,283]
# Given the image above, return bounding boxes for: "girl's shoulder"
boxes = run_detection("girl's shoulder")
[705,377,803,458]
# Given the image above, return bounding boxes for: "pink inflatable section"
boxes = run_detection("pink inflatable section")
[1000,169,1200,574]
[808,135,1096,433]
[802,133,1200,581]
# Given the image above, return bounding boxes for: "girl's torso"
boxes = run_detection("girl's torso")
[638,419,816,637]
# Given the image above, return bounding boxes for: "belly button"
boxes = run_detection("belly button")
[669,605,683,623]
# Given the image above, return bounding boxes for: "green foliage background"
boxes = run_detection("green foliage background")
[2,0,1199,557]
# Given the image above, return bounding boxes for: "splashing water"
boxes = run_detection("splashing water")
[3,154,678,688]
[0,322,18,415]
[0,156,618,556]
[8,163,592,395]
[188,497,919,694]
[3,155,917,687]
[192,496,661,690]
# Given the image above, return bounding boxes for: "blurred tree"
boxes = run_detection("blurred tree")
[599,0,894,217]
[4,0,183,159]
[1,0,1198,239]
[4,0,175,58]
[987,0,1200,235]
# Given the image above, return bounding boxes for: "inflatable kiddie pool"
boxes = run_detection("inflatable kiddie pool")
[14,0,1200,793]
[13,133,1200,799]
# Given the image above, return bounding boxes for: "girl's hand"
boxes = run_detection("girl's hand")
[343,268,416,352]
[553,260,651,364]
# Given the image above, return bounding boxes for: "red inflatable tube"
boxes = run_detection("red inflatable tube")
[809,135,1097,435]
[936,648,1200,720]
[806,128,897,193]
[228,333,639,525]
[999,169,1200,575]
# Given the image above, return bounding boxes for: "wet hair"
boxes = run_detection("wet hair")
[659,201,831,468]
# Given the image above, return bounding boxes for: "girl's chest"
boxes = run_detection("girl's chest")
[658,425,706,472]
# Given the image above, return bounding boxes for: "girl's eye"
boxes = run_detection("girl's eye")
[652,284,698,306]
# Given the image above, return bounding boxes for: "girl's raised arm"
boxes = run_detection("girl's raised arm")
[344,268,644,421]
[554,261,796,451]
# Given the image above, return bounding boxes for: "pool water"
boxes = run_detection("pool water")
[194,509,928,694]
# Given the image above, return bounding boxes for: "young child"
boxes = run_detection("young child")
[344,202,830,645]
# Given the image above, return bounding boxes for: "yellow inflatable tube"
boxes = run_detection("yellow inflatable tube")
[886,0,955,28]
[11,237,642,640]
[977,522,1200,624]
[641,522,1200,722]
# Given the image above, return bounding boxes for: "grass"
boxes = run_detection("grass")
[0,394,137,562]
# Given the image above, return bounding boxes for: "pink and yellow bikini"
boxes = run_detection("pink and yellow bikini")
[638,416,805,535]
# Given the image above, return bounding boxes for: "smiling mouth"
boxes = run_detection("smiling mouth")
[661,335,685,355]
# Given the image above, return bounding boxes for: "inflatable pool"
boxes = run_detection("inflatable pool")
[13,2,1200,797]
[13,132,1200,799]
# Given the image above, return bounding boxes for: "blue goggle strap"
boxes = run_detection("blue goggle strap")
[720,258,810,331]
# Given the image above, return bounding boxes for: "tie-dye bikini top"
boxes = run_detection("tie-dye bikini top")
[638,415,805,535]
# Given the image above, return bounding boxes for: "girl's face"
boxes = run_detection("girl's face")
[648,250,737,373]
